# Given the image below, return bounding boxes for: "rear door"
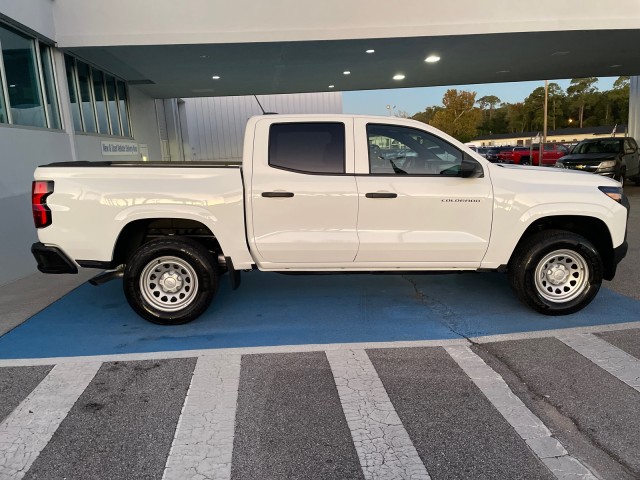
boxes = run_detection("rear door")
[249,118,359,265]
[353,119,493,266]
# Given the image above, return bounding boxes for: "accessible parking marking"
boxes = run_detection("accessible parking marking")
[0,362,100,480]
[445,346,597,480]
[557,333,640,393]
[163,355,241,480]
[326,349,431,480]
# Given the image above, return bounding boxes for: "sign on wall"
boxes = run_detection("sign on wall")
[101,141,139,156]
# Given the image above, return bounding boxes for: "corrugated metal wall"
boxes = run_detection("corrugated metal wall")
[183,92,343,162]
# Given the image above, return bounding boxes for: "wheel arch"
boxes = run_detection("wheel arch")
[112,217,223,267]
[509,215,615,280]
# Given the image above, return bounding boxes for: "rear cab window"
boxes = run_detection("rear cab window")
[268,122,345,174]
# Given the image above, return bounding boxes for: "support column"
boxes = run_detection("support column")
[629,76,640,140]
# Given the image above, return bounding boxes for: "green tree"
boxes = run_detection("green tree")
[411,106,443,124]
[505,102,526,133]
[477,95,501,121]
[523,87,546,131]
[609,76,630,125]
[547,82,566,130]
[567,77,598,128]
[429,89,481,142]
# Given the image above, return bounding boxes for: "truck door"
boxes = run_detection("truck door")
[249,119,359,265]
[353,120,493,265]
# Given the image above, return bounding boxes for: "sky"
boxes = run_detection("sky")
[342,77,618,117]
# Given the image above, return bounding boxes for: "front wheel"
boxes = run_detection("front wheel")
[123,237,218,325]
[508,230,603,315]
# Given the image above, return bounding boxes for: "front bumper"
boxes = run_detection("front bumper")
[31,243,78,274]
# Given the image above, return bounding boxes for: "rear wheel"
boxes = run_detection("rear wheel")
[123,237,218,325]
[520,157,531,166]
[508,230,602,315]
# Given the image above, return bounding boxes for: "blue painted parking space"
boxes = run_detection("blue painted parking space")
[0,272,638,359]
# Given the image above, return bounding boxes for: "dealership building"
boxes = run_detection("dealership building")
[1,0,640,285]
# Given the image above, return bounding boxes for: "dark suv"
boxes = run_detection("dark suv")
[485,146,513,163]
[555,137,640,186]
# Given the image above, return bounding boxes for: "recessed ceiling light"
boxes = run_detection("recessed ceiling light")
[425,55,440,63]
[328,85,335,88]
[211,75,221,80]
[610,64,622,68]
[366,49,375,54]
[393,74,405,80]
[552,51,570,56]
[343,71,351,75]
[200,55,209,58]
[496,70,510,74]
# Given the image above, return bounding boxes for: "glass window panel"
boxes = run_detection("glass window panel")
[116,80,130,137]
[105,75,120,136]
[0,73,6,123]
[76,61,96,133]
[0,25,45,127]
[367,124,464,175]
[91,68,109,134]
[269,123,345,174]
[39,44,60,129]
[64,55,82,131]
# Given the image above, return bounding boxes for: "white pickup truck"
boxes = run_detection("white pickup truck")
[31,115,629,324]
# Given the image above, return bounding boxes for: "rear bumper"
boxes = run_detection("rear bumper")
[31,243,78,274]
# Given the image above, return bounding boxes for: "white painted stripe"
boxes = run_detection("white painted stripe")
[0,362,101,480]
[0,321,639,367]
[445,346,596,480]
[326,349,430,480]
[557,333,640,392]
[163,354,241,480]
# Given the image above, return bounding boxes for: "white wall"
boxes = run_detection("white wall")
[0,0,56,40]
[0,128,72,285]
[185,92,342,162]
[52,0,640,47]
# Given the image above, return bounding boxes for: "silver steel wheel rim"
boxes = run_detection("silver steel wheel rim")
[139,256,199,312]
[534,249,589,303]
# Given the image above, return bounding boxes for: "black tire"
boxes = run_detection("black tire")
[616,167,626,187]
[123,237,218,325]
[508,230,603,315]
[520,157,531,166]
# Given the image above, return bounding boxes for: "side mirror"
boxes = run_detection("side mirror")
[460,157,484,178]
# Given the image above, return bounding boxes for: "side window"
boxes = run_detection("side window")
[367,124,464,175]
[624,139,637,154]
[269,122,345,174]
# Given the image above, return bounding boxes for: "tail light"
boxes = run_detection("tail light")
[32,181,54,228]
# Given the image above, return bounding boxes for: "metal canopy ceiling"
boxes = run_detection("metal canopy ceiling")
[65,29,640,99]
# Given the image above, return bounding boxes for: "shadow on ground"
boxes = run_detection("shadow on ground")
[0,272,638,358]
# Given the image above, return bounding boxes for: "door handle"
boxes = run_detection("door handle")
[262,191,294,198]
[365,192,397,198]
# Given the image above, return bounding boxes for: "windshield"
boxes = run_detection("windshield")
[572,139,623,155]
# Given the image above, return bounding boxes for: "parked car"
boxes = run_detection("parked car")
[485,146,513,163]
[555,137,640,186]
[476,147,490,158]
[510,143,570,166]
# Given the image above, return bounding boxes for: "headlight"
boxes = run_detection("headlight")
[598,186,623,203]
[598,160,616,169]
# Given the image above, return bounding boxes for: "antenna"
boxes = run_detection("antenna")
[254,95,278,115]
